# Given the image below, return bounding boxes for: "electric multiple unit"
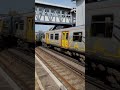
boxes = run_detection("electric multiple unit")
[0,13,34,48]
[42,26,85,55]
[86,0,120,65]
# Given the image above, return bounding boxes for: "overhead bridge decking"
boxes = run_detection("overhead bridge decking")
[35,1,76,25]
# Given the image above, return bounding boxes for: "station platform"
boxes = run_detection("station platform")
[0,67,20,90]
[35,55,66,90]
[35,52,103,90]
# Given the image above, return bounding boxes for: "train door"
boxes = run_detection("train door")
[27,17,34,43]
[62,31,69,48]
[0,20,3,32]
[46,33,49,44]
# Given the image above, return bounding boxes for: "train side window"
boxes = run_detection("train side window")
[3,21,9,29]
[20,24,24,30]
[43,34,45,38]
[55,34,59,40]
[73,32,82,42]
[19,20,24,30]
[50,34,53,39]
[66,33,68,40]
[15,22,18,30]
[91,15,113,38]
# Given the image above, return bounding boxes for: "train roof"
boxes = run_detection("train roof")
[86,0,120,9]
[45,25,85,33]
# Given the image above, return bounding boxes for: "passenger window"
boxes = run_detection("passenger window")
[19,20,24,30]
[43,34,45,38]
[62,33,65,39]
[20,24,24,30]
[91,15,113,38]
[66,33,68,40]
[73,32,82,42]
[55,34,59,40]
[50,34,53,39]
[3,21,9,29]
[15,22,18,30]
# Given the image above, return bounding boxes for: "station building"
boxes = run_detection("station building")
[72,0,85,26]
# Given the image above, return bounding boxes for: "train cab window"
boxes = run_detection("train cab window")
[55,34,59,40]
[73,32,82,42]
[91,15,113,38]
[50,34,53,39]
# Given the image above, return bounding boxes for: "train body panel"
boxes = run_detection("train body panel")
[86,0,120,62]
[0,13,34,48]
[42,26,85,54]
[0,16,13,36]
[14,14,34,43]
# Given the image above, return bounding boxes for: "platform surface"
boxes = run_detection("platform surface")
[0,67,20,90]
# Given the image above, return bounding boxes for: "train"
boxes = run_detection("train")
[86,0,120,67]
[86,0,120,89]
[41,0,120,88]
[0,12,34,49]
[41,25,85,62]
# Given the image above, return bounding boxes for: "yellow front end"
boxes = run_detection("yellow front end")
[0,20,3,33]
[26,17,34,43]
[45,33,49,44]
[62,31,69,48]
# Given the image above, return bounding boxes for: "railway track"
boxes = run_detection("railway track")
[46,47,117,89]
[36,46,114,90]
[0,48,34,90]
[35,47,85,90]
[45,46,85,67]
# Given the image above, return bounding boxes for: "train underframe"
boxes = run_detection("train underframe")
[17,39,35,52]
[0,35,18,48]
[42,42,85,64]
[86,53,120,89]
[0,35,35,53]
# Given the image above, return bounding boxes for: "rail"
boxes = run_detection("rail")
[35,47,85,90]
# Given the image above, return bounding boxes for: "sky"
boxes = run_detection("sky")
[37,0,76,7]
[0,0,34,14]
[35,0,76,32]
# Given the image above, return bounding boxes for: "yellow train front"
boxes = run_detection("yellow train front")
[0,13,34,49]
[42,26,85,61]
[15,13,34,48]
